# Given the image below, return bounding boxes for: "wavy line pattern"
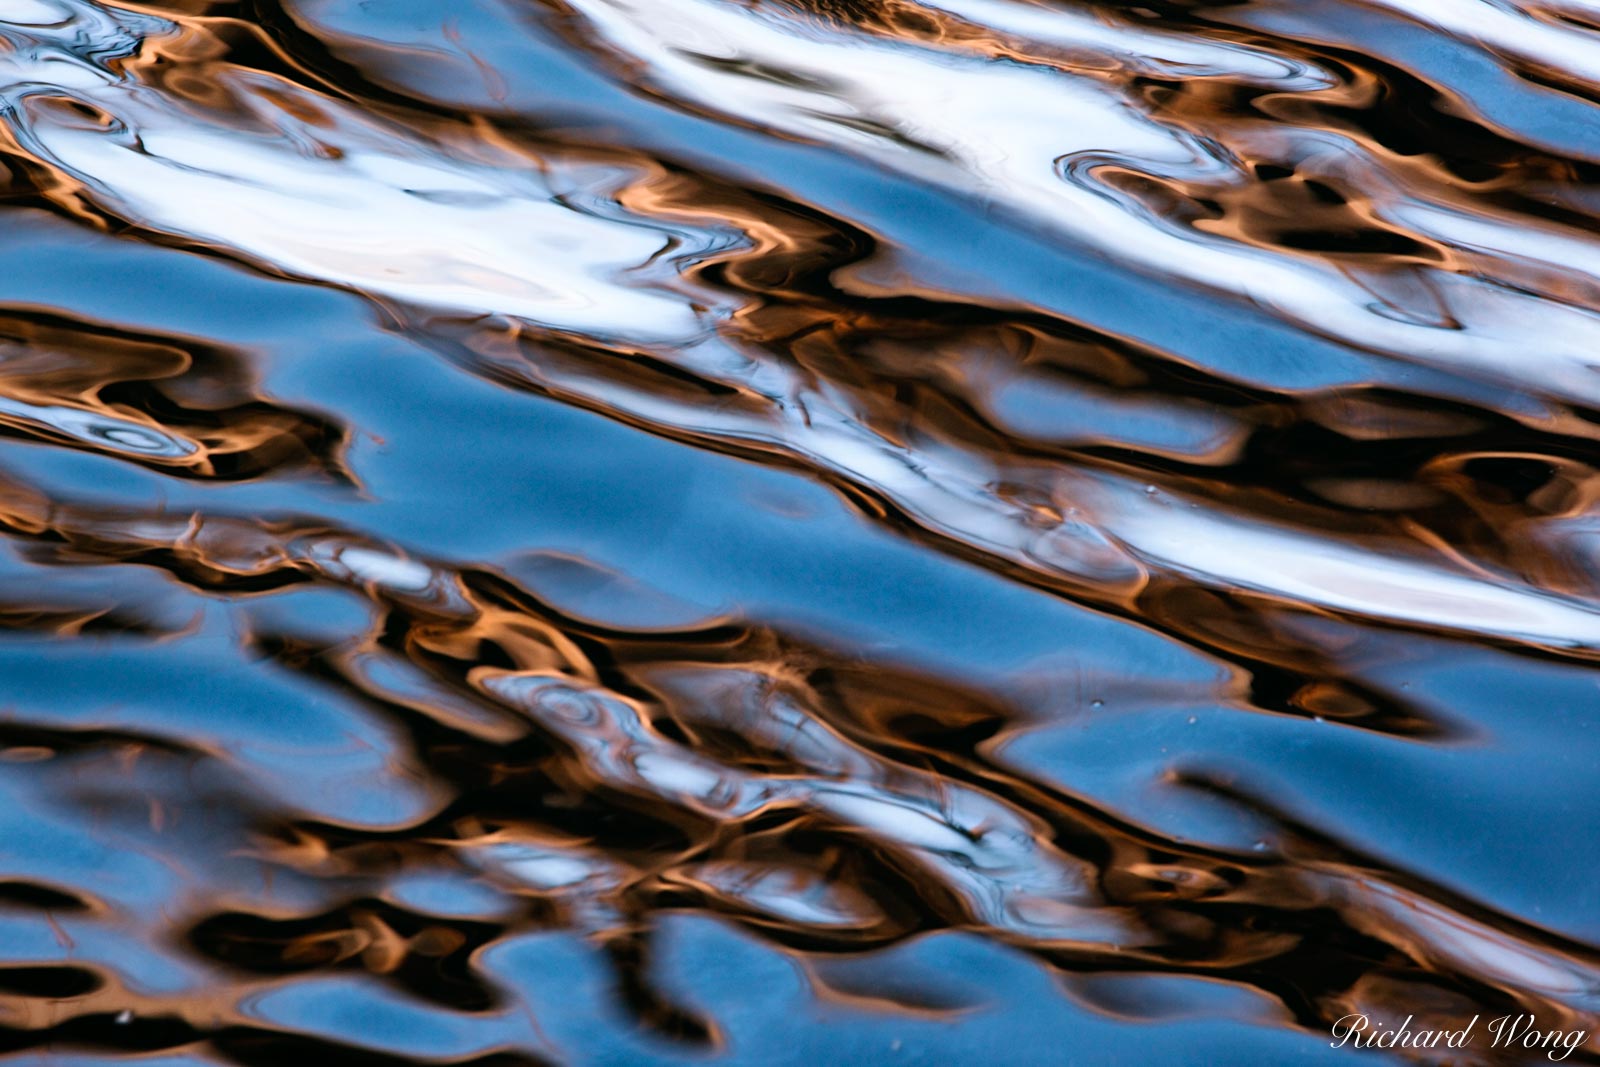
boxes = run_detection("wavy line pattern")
[0,0,1599,1063]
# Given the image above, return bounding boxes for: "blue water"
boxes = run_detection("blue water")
[2,0,1600,1062]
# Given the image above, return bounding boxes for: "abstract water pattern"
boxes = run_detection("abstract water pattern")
[0,0,1599,1062]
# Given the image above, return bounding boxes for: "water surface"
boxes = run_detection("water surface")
[2,0,1600,1062]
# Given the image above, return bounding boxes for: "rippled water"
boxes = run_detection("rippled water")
[4,0,1600,1062]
